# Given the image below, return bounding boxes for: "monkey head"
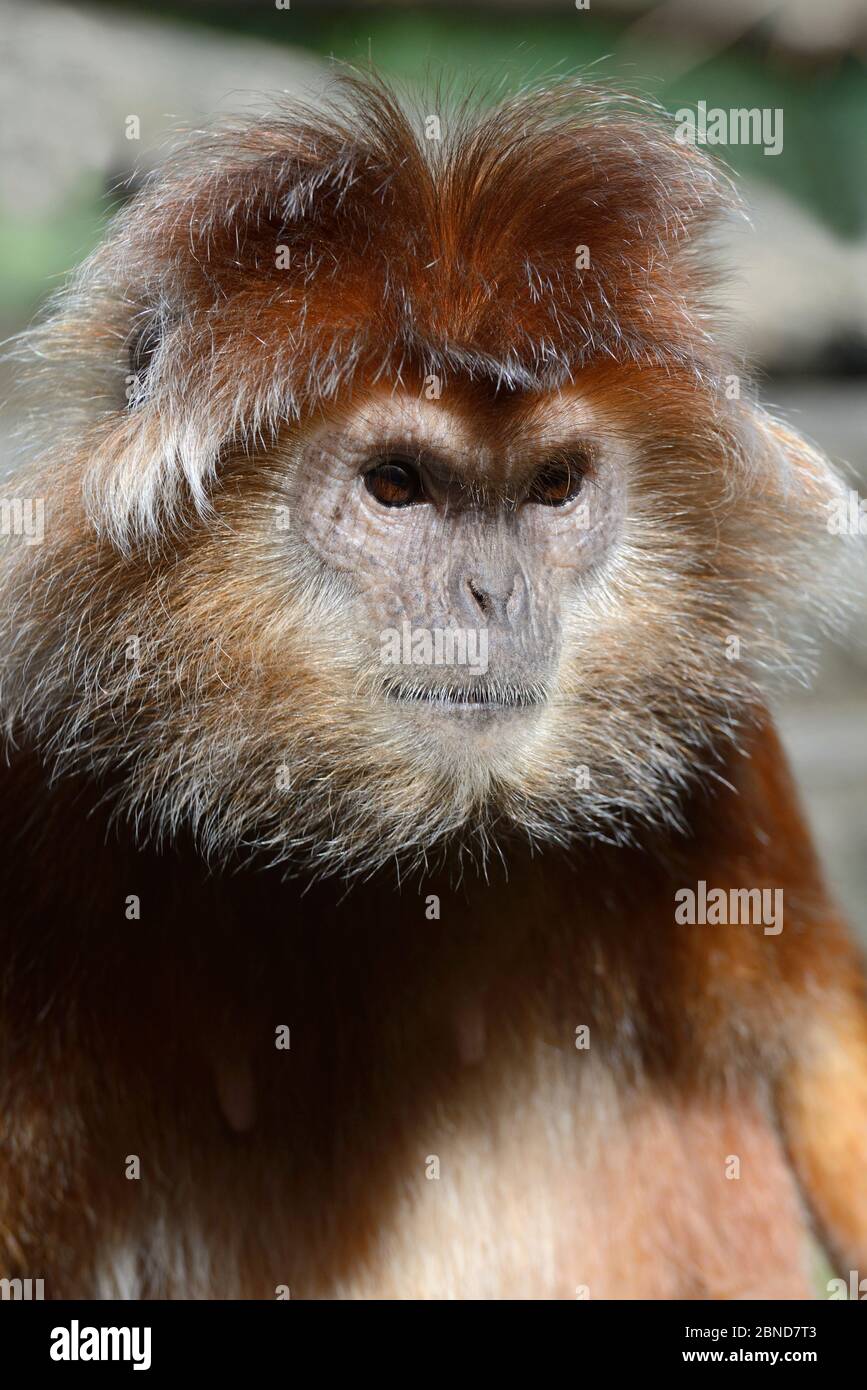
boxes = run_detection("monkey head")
[0,75,851,876]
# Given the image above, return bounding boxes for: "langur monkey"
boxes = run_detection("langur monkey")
[1,74,865,1300]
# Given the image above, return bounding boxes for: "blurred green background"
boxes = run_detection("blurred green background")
[1,0,865,940]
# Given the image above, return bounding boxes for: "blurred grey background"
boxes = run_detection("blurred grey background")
[0,0,864,937]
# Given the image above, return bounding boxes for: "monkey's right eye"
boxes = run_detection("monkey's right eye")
[363,462,423,507]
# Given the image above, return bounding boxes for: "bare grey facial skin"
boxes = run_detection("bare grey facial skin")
[285,390,629,739]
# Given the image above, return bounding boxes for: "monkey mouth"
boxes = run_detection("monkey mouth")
[383,680,544,714]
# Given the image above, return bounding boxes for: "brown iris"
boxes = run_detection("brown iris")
[364,461,423,507]
[528,461,584,506]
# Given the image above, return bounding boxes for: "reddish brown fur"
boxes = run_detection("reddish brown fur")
[120,76,730,395]
[1,722,865,1297]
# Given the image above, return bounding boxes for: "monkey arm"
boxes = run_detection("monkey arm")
[703,715,867,1277]
[779,992,867,1276]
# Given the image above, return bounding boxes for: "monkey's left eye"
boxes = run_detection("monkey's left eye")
[528,461,585,506]
[363,461,424,507]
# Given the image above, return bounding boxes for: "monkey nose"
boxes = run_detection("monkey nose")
[458,569,524,626]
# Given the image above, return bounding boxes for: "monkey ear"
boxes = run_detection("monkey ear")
[745,405,847,519]
[735,401,859,645]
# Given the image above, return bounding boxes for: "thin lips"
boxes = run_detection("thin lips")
[385,683,542,711]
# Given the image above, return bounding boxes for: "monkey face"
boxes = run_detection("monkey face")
[283,388,627,739]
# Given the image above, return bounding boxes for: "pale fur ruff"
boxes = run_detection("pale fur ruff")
[0,75,854,877]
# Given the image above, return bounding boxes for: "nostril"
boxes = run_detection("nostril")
[464,572,521,623]
[467,578,491,617]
